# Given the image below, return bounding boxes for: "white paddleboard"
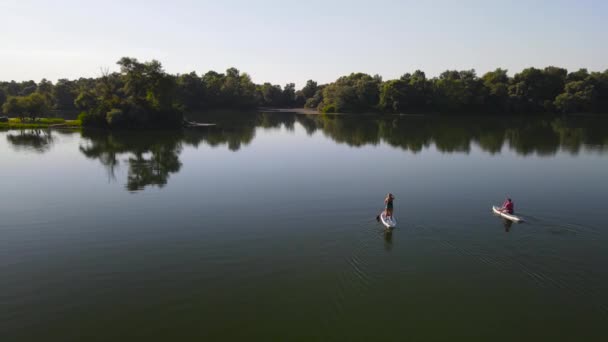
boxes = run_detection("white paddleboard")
[380,212,397,228]
[492,206,523,223]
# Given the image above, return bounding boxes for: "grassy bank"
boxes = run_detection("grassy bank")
[0,118,81,129]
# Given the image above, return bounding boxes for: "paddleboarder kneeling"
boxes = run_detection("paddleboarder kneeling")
[500,198,514,214]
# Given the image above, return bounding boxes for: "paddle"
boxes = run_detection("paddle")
[376,208,385,222]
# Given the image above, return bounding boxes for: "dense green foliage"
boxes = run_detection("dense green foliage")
[72,57,184,128]
[0,57,320,128]
[320,73,383,113]
[1,59,607,128]
[2,92,49,121]
[347,67,608,114]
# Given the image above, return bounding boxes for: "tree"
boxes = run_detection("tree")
[294,90,306,107]
[257,83,283,106]
[282,83,296,107]
[403,70,431,111]
[432,70,484,112]
[301,80,318,99]
[509,67,567,113]
[567,68,589,82]
[5,81,20,96]
[319,73,381,113]
[74,90,98,111]
[221,67,241,105]
[379,70,432,113]
[76,57,182,128]
[3,59,606,127]
[2,93,49,121]
[2,97,21,119]
[37,78,54,105]
[379,79,408,112]
[554,80,595,113]
[588,70,608,113]
[53,79,78,110]
[0,88,6,114]
[481,68,510,112]
[305,89,324,109]
[27,93,50,121]
[237,72,257,108]
[202,71,225,108]
[176,72,205,111]
[19,81,37,96]
[197,68,258,109]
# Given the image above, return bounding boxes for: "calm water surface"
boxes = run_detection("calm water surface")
[1,114,608,341]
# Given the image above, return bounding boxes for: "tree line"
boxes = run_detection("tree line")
[317,68,608,114]
[1,57,607,128]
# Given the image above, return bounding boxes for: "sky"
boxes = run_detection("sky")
[1,0,607,87]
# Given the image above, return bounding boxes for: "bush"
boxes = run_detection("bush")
[106,108,127,127]
[39,118,66,124]
[305,93,323,109]
[78,111,107,127]
[2,93,49,121]
[321,104,336,113]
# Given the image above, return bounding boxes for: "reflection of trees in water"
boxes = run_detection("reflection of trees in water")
[550,117,608,153]
[301,114,608,156]
[551,119,585,154]
[5,129,54,153]
[192,125,255,151]
[505,122,561,156]
[79,130,186,191]
[476,132,504,154]
[15,112,606,192]
[125,144,182,191]
[195,112,579,157]
[296,115,319,135]
[257,112,296,131]
[313,115,381,147]
[378,119,431,153]
[78,122,259,190]
[432,124,473,153]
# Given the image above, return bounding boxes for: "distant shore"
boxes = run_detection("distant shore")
[257,107,319,115]
[0,118,81,129]
[3,57,606,131]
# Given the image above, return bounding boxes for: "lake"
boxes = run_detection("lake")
[1,113,608,341]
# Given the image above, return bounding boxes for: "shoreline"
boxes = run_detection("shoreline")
[0,118,81,130]
[2,111,606,131]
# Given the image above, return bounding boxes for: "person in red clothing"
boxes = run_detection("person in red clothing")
[500,198,514,214]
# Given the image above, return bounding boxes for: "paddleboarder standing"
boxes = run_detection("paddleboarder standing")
[376,193,395,222]
[384,193,395,218]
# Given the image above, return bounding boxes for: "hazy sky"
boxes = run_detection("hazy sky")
[1,0,606,87]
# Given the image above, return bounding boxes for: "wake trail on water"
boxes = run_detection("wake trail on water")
[522,213,602,236]
[320,218,387,335]
[521,215,608,317]
[425,222,608,318]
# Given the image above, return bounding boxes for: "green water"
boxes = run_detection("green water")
[1,113,608,341]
